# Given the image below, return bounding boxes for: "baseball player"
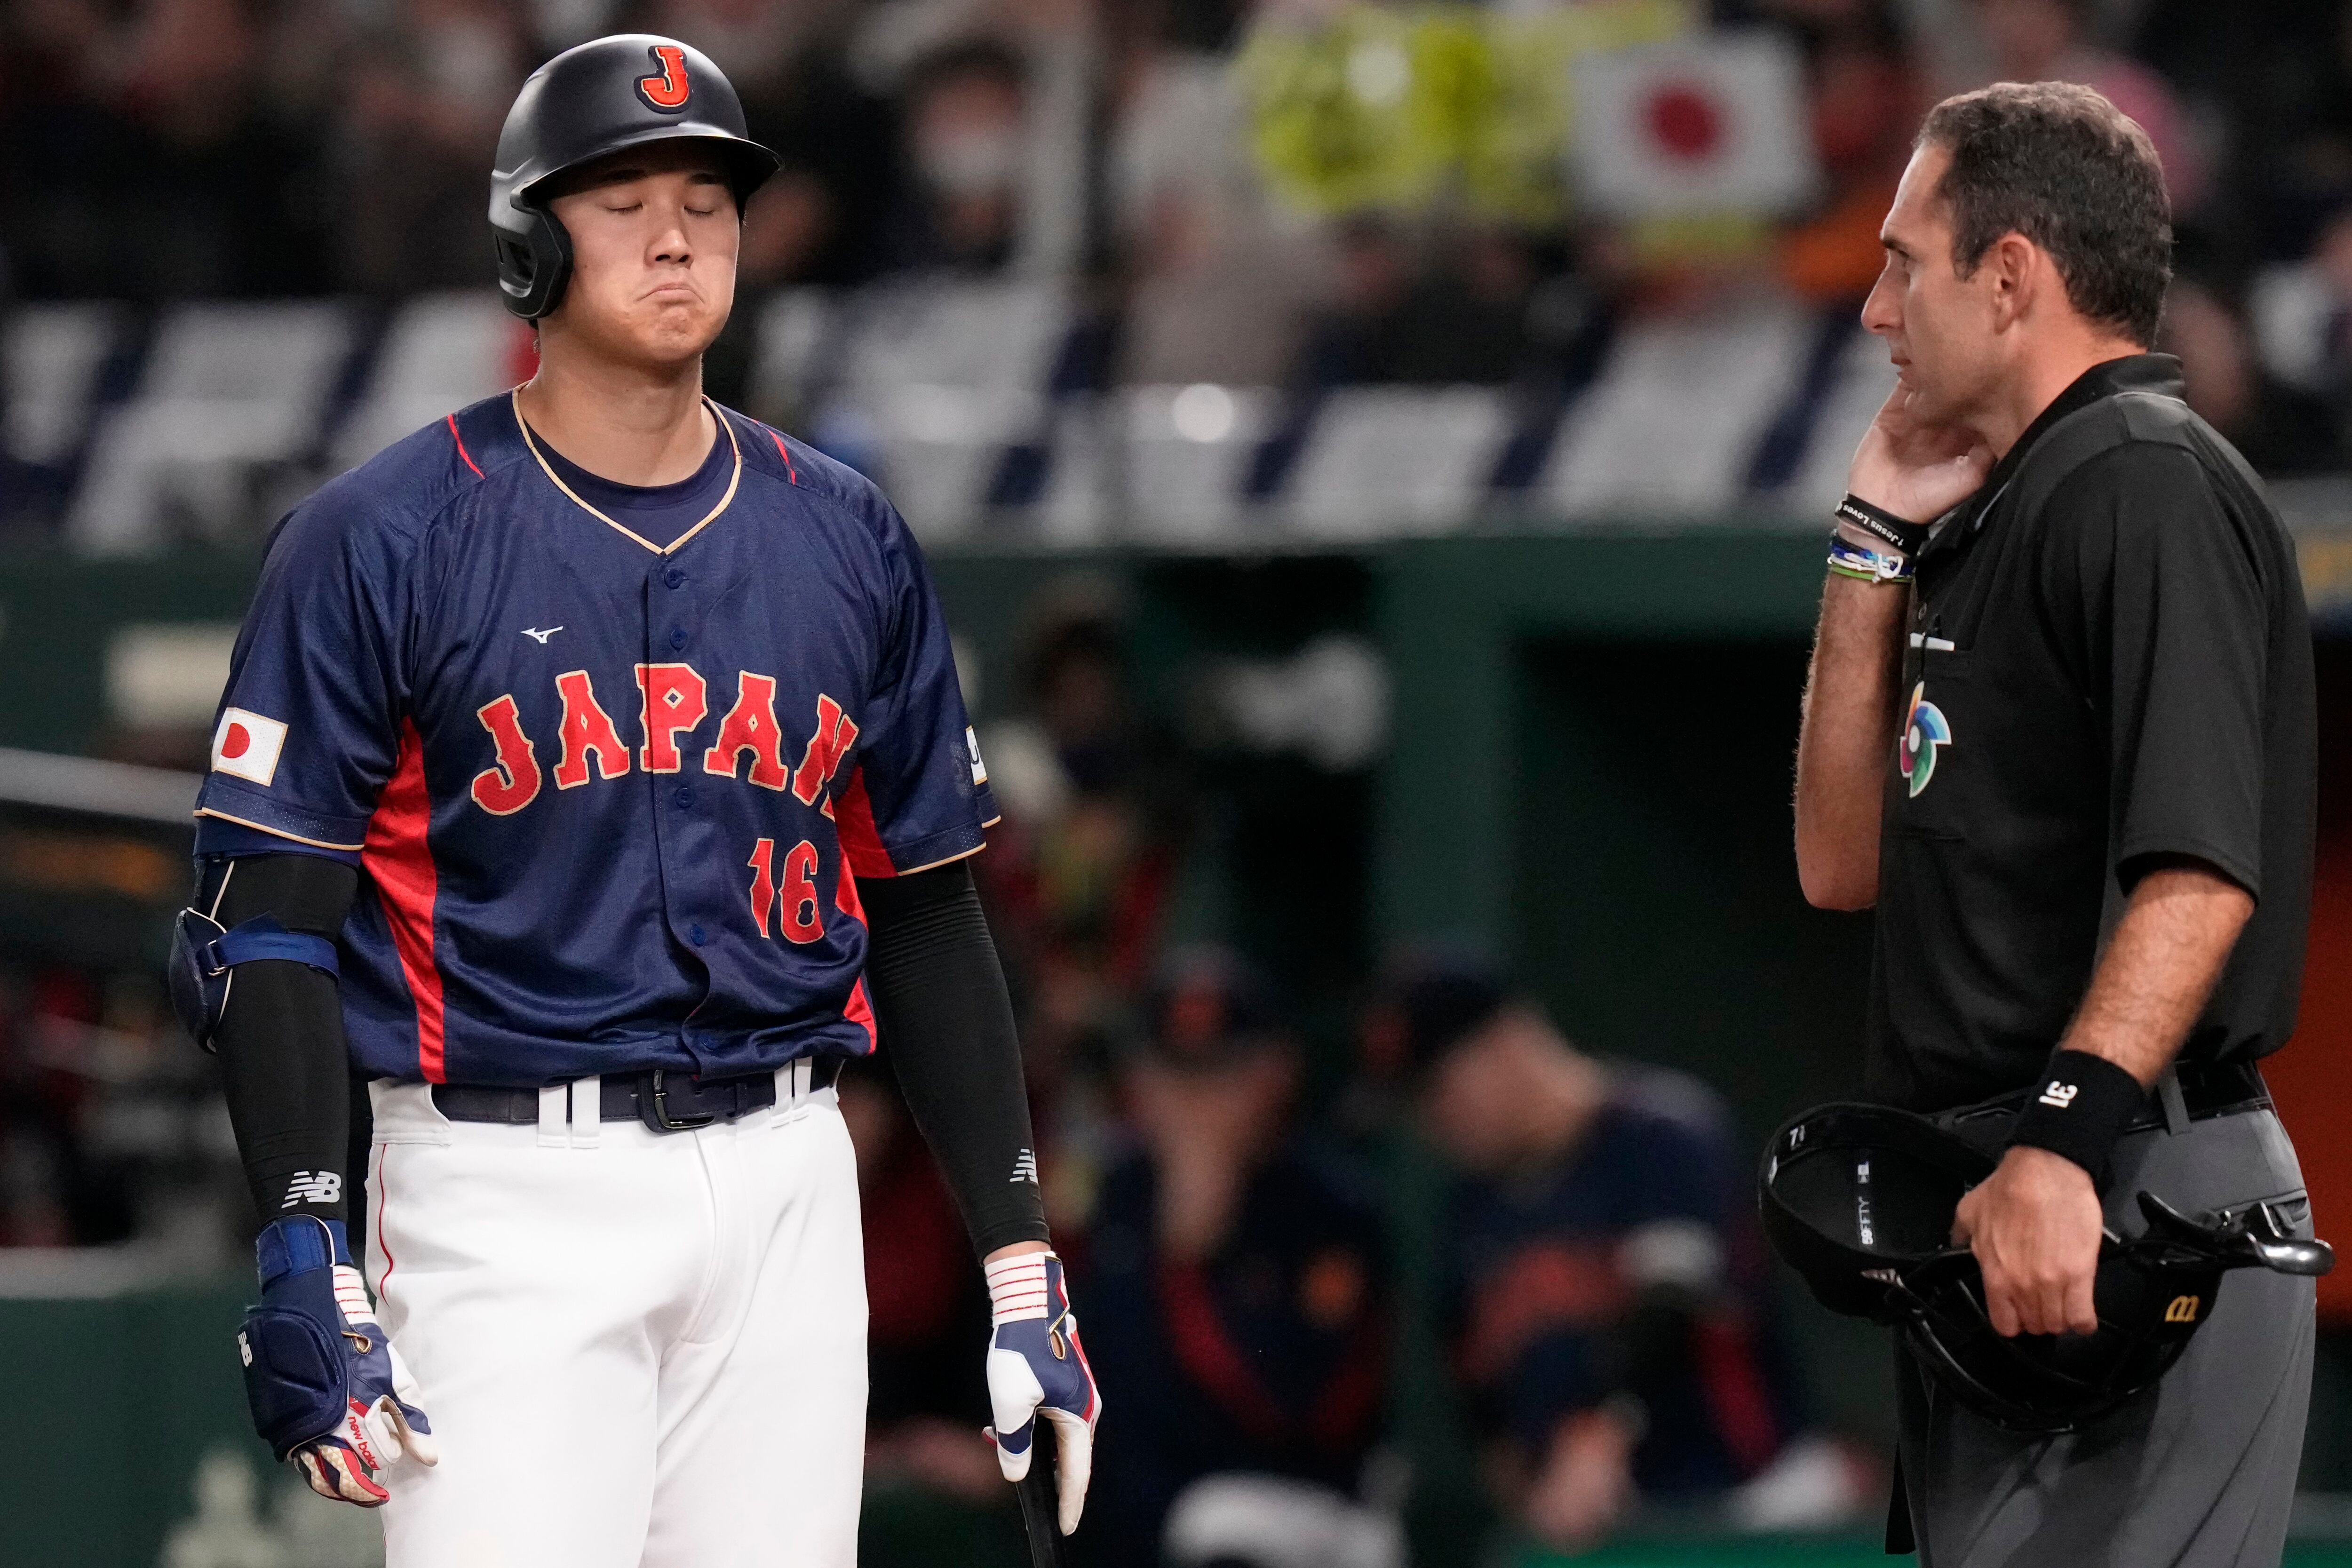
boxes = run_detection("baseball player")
[171,35,1098,1567]
[1795,83,2314,1564]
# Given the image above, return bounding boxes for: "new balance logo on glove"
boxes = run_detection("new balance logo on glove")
[284,1171,343,1208]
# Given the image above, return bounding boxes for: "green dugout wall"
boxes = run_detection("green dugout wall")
[3,530,2348,1565]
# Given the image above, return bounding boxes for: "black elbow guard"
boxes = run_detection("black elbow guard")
[169,910,341,1052]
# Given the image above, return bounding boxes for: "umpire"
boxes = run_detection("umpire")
[1794,83,2318,1565]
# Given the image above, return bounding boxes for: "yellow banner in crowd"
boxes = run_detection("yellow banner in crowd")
[1236,0,1697,222]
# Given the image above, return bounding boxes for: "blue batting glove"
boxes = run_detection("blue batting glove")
[239,1216,437,1506]
[983,1250,1101,1535]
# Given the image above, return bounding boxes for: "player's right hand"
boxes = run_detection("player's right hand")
[239,1216,439,1507]
[1847,384,1994,526]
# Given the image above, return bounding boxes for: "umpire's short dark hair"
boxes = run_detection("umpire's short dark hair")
[1917,81,2173,347]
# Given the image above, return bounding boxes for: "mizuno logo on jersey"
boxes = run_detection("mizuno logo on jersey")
[520,626,564,644]
[1009,1149,1038,1184]
[212,708,289,787]
[282,1170,342,1208]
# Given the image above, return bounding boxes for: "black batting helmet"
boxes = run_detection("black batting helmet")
[489,35,779,321]
[1760,1102,2332,1433]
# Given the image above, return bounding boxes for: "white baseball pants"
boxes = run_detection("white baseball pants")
[364,1064,866,1568]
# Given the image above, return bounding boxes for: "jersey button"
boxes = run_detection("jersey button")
[673,786,695,809]
[668,627,688,651]
[664,568,685,589]
[689,924,707,946]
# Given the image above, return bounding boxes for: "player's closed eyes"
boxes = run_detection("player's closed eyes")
[599,204,725,218]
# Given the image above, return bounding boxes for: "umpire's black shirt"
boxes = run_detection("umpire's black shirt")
[1864,354,2315,1113]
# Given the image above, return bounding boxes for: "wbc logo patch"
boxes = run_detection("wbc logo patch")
[212,708,288,787]
[1897,682,1952,799]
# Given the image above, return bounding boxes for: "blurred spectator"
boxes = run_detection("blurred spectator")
[640,0,825,97]
[743,54,904,290]
[1962,0,2206,215]
[0,0,134,299]
[1380,957,1804,1553]
[332,0,524,297]
[1777,11,1923,305]
[2160,276,2349,477]
[1,0,335,301]
[842,1064,1006,1505]
[886,39,1031,275]
[979,590,1186,1044]
[1113,54,1323,388]
[1118,182,1322,386]
[1079,948,1391,1567]
[2129,0,2352,263]
[1283,218,1554,390]
[971,587,1193,1253]
[2305,206,2352,434]
[700,46,906,411]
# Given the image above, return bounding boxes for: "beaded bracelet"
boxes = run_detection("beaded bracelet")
[1827,533,1915,584]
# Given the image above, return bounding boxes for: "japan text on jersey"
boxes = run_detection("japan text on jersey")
[195,395,999,1089]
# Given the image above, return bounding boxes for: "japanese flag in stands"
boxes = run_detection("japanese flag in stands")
[212,708,289,787]
[1570,31,1818,220]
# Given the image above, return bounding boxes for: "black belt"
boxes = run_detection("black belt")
[1939,1058,2269,1141]
[432,1058,842,1135]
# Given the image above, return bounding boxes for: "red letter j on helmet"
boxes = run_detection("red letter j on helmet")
[636,45,690,111]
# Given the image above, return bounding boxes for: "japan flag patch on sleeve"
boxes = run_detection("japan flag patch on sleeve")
[212,708,288,787]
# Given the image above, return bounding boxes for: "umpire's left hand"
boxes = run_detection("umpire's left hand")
[1952,1146,2104,1337]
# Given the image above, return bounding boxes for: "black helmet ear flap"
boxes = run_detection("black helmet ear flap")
[494,203,574,322]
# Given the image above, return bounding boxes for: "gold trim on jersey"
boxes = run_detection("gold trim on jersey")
[194,806,367,853]
[511,392,743,557]
[896,841,990,876]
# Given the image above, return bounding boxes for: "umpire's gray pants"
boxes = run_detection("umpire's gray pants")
[1896,1104,2316,1568]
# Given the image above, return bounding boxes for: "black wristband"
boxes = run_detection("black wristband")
[1835,494,1931,557]
[2007,1049,2148,1183]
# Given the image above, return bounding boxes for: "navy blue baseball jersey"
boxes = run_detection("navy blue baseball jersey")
[195,393,998,1087]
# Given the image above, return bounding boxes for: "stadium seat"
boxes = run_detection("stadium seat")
[332,293,520,473]
[1285,387,1510,539]
[820,279,1073,537]
[745,288,838,422]
[871,382,1045,541]
[1033,405,1113,545]
[1118,384,1279,542]
[1776,324,1899,519]
[68,302,355,555]
[3,303,122,469]
[1541,302,1812,518]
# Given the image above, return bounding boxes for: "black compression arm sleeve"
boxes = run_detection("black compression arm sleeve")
[859,859,1050,1258]
[198,853,360,1225]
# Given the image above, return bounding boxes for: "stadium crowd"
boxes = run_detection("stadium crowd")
[8,0,2352,549]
